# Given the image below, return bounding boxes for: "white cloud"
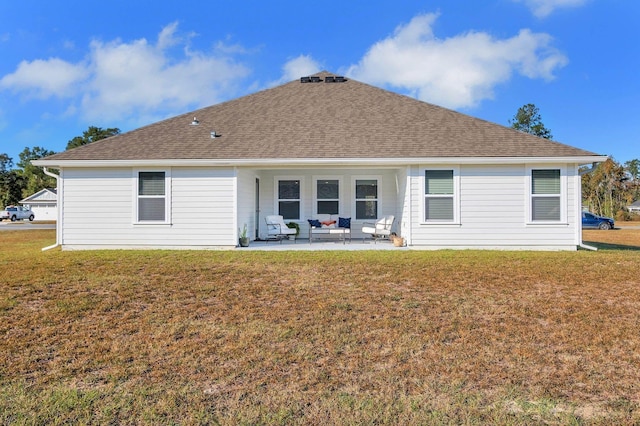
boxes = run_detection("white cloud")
[269,55,322,87]
[0,57,88,99]
[156,21,181,50]
[0,22,250,123]
[347,13,568,109]
[514,0,588,18]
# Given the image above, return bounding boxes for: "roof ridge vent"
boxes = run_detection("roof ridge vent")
[325,75,347,83]
[301,76,323,83]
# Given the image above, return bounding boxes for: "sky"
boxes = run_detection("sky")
[0,0,638,166]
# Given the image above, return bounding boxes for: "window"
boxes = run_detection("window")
[355,179,378,220]
[531,169,561,221]
[278,179,300,220]
[316,179,339,214]
[424,170,454,222]
[138,171,166,222]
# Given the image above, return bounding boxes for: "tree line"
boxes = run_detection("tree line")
[582,158,640,220]
[0,127,119,208]
[1,107,638,220]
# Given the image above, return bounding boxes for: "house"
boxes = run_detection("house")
[629,200,640,213]
[33,71,606,251]
[19,188,57,221]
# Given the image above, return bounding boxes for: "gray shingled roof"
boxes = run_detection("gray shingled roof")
[42,71,599,162]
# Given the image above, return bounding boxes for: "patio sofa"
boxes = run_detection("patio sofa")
[307,214,351,244]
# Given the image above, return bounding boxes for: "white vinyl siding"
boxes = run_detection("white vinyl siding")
[60,167,236,249]
[409,164,578,250]
[56,162,582,251]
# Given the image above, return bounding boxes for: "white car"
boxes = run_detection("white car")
[0,206,35,222]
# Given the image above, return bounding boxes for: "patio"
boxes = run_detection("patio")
[240,238,407,251]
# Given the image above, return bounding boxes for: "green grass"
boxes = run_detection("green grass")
[1,229,640,424]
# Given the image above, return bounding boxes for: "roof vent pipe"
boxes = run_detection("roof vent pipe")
[191,117,199,125]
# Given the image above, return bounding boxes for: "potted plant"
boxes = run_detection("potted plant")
[238,224,249,247]
[286,222,300,240]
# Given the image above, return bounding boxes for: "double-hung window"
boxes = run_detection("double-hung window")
[277,179,301,220]
[355,179,378,220]
[316,179,340,215]
[530,169,561,222]
[137,171,167,222]
[424,169,455,222]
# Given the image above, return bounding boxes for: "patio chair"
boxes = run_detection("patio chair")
[362,215,394,243]
[265,215,297,243]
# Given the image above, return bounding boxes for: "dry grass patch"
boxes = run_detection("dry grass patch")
[583,228,640,250]
[1,230,640,424]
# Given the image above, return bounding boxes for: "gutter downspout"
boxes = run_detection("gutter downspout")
[579,162,599,176]
[579,242,598,251]
[41,167,60,251]
[578,162,601,251]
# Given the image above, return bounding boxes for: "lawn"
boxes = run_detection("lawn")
[1,229,639,425]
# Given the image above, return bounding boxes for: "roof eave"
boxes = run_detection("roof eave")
[33,155,608,168]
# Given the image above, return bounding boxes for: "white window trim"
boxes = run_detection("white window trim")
[525,165,567,225]
[420,166,460,225]
[274,176,304,221]
[133,168,172,225]
[351,175,382,222]
[313,175,343,216]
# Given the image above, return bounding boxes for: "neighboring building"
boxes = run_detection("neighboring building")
[629,200,640,213]
[19,188,57,221]
[34,71,606,250]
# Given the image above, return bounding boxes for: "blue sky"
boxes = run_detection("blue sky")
[0,0,638,166]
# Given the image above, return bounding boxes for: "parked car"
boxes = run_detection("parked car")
[582,211,614,230]
[0,206,35,222]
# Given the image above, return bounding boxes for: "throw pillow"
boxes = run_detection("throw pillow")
[307,219,322,227]
[321,220,336,227]
[338,217,351,228]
